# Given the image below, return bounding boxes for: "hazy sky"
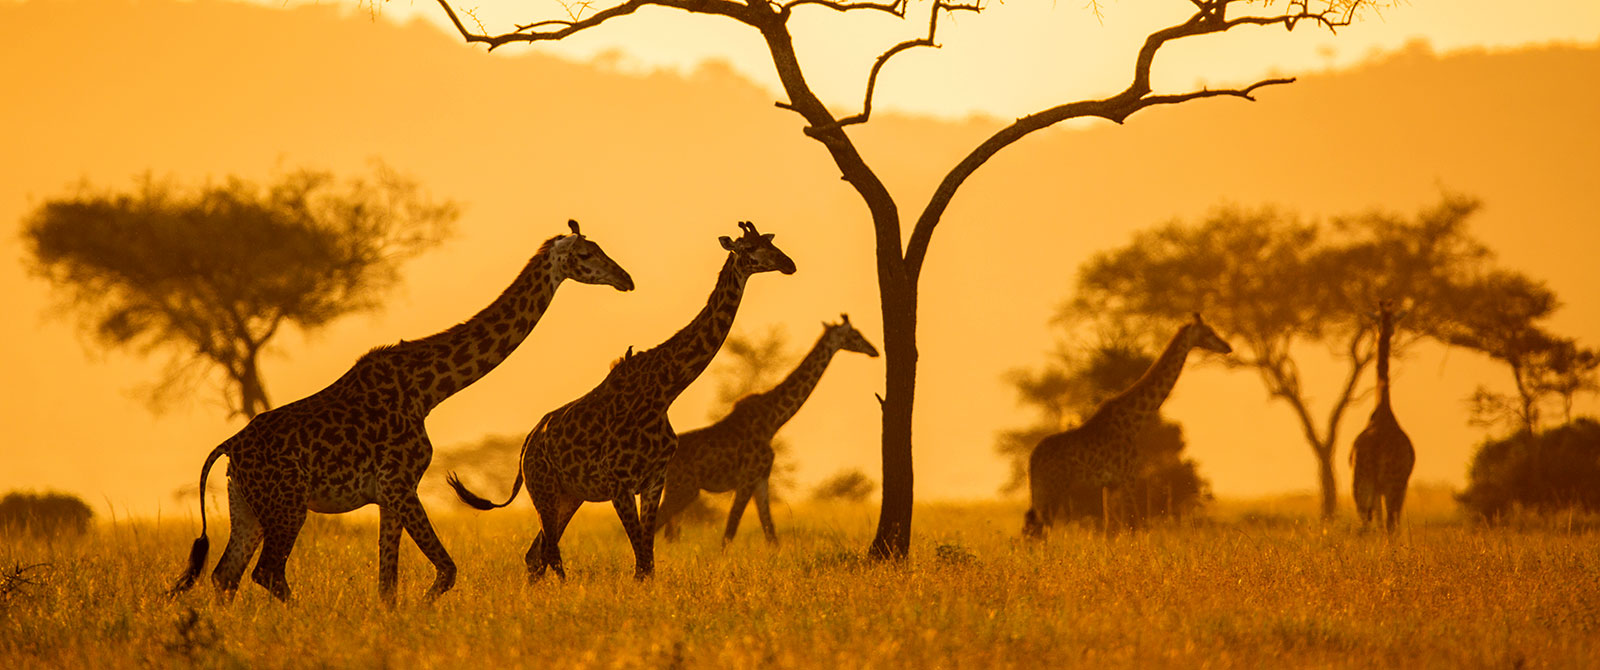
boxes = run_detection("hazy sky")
[2,0,1598,520]
[358,0,1600,119]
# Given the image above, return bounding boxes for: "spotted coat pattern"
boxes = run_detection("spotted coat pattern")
[1025,314,1232,537]
[450,221,795,581]
[657,317,879,545]
[1350,301,1415,532]
[170,223,633,604]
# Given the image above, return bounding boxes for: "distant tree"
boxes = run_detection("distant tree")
[1070,195,1502,520]
[997,333,1210,522]
[0,491,94,537]
[433,0,1387,560]
[1437,272,1600,435]
[812,469,877,503]
[1458,418,1600,518]
[21,162,457,419]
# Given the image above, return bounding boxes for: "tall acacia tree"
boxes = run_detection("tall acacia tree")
[431,0,1381,557]
[23,163,457,419]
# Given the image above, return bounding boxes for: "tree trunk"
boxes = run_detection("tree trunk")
[868,262,917,560]
[1315,445,1337,520]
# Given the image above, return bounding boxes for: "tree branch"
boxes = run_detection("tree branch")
[435,0,759,50]
[821,0,982,131]
[901,0,1366,280]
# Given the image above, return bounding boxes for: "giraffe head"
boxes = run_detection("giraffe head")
[1185,312,1233,355]
[719,221,797,276]
[552,219,635,291]
[823,313,879,358]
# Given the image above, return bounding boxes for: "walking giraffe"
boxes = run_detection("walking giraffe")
[655,314,879,545]
[169,220,633,604]
[1350,300,1415,532]
[1024,313,1232,538]
[449,221,795,581]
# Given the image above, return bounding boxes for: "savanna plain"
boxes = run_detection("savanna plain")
[3,490,1597,669]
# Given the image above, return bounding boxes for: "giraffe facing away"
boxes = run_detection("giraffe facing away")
[1350,300,1415,532]
[1024,313,1232,538]
[449,221,796,581]
[169,220,633,604]
[656,314,879,545]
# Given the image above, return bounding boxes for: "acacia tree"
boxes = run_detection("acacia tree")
[431,0,1381,557]
[1070,196,1491,519]
[23,163,457,419]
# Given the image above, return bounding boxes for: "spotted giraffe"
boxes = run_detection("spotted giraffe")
[1350,300,1415,532]
[655,314,879,545]
[1024,313,1232,538]
[449,221,795,581]
[169,220,633,604]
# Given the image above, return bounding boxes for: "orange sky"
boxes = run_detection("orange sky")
[2,0,1598,520]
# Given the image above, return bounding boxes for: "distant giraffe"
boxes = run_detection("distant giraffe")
[169,220,633,604]
[1024,313,1232,538]
[449,221,795,581]
[656,314,879,545]
[1350,300,1416,532]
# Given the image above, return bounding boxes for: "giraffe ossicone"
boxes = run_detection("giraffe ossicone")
[169,220,632,605]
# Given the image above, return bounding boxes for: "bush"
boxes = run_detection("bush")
[1458,417,1600,518]
[811,469,877,502]
[0,491,94,537]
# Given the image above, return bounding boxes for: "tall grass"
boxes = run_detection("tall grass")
[2,499,1596,668]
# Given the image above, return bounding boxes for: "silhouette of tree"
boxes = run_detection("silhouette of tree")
[22,162,457,419]
[1458,417,1600,518]
[0,491,94,537]
[432,0,1386,558]
[812,469,877,503]
[1069,195,1498,520]
[997,334,1210,522]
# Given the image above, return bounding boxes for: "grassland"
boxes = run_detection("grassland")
[2,490,1597,669]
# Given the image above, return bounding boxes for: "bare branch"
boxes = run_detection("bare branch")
[819,0,981,131]
[436,0,759,50]
[780,0,905,16]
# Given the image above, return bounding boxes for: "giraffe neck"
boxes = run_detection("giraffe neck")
[400,242,562,411]
[746,331,840,435]
[630,253,749,401]
[1099,326,1195,430]
[1375,313,1394,410]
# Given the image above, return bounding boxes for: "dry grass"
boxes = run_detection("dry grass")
[2,498,1597,669]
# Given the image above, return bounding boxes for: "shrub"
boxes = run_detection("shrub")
[1458,417,1600,518]
[811,469,877,502]
[0,491,94,537]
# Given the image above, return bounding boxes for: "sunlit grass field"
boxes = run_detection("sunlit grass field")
[3,488,1597,668]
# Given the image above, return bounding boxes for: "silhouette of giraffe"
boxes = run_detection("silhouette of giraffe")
[1350,300,1415,532]
[655,314,879,545]
[449,221,795,581]
[169,220,633,604]
[1024,313,1232,538]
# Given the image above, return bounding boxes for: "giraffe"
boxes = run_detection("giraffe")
[168,220,633,604]
[1350,300,1415,532]
[655,314,879,545]
[1024,313,1232,538]
[449,220,795,581]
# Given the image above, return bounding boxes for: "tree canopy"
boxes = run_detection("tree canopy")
[1067,194,1559,519]
[22,162,458,419]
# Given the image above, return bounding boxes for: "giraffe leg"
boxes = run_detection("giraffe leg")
[723,486,755,547]
[392,494,456,602]
[611,493,654,580]
[753,479,778,545]
[378,506,402,607]
[1384,485,1408,534]
[250,503,305,603]
[656,478,701,542]
[211,478,263,600]
[529,496,579,582]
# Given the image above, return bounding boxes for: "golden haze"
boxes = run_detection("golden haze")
[1,0,1598,517]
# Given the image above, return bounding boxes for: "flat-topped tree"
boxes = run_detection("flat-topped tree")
[430,0,1384,559]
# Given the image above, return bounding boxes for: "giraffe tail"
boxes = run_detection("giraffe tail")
[170,442,227,595]
[447,469,523,510]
